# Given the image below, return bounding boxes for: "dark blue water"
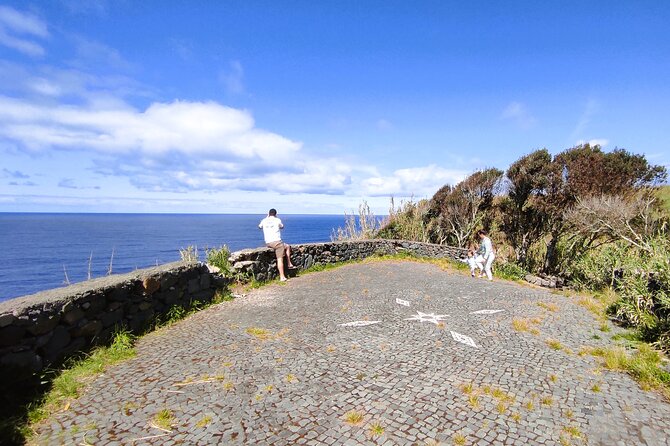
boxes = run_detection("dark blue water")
[0,213,345,301]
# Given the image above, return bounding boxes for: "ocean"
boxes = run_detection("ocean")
[0,213,347,302]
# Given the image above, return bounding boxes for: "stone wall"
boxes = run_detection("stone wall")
[0,261,226,385]
[230,239,468,281]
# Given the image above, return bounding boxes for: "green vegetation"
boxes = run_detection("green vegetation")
[205,245,232,276]
[585,344,670,397]
[152,408,175,431]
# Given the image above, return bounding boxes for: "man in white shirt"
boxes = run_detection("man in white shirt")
[259,209,295,281]
[477,229,496,281]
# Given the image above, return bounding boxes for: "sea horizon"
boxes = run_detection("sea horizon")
[0,213,351,301]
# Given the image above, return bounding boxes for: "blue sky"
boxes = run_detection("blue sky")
[0,1,668,214]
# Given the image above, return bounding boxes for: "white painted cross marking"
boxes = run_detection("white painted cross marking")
[404,311,449,325]
[395,298,410,307]
[338,320,382,327]
[451,331,478,348]
[469,309,504,315]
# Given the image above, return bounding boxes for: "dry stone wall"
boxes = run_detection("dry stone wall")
[0,261,225,386]
[230,239,468,281]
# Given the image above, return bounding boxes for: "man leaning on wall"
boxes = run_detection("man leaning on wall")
[258,209,296,281]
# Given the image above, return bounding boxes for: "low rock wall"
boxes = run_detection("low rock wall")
[230,239,468,281]
[0,261,226,385]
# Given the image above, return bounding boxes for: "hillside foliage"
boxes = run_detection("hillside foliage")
[376,143,670,350]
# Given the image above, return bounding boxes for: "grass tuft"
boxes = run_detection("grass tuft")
[196,415,213,428]
[512,318,530,332]
[152,408,175,431]
[546,338,564,351]
[453,432,467,445]
[368,422,384,437]
[344,410,364,425]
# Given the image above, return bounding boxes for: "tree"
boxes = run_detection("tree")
[542,144,667,272]
[429,168,503,247]
[498,149,552,266]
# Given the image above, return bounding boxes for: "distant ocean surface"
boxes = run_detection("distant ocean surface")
[0,213,346,302]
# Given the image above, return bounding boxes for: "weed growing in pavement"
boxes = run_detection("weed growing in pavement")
[196,415,213,428]
[343,410,364,425]
[152,408,175,431]
[540,396,553,406]
[546,339,564,351]
[512,318,530,332]
[537,302,559,312]
[368,422,384,437]
[453,432,467,445]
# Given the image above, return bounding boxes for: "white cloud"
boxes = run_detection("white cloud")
[0,97,301,161]
[219,60,245,95]
[501,101,536,129]
[0,6,48,56]
[576,138,608,148]
[361,165,467,197]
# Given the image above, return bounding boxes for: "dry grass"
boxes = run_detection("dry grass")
[343,410,364,425]
[546,339,564,351]
[537,302,559,312]
[512,318,530,332]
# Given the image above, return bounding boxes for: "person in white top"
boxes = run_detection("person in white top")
[259,209,295,281]
[462,245,484,277]
[477,229,495,281]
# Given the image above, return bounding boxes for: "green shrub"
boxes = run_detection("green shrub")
[496,262,528,281]
[205,245,232,276]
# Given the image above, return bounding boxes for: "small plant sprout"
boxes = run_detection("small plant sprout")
[511,412,521,422]
[591,383,601,393]
[546,339,563,350]
[152,408,175,431]
[285,374,297,383]
[512,318,530,332]
[496,401,508,414]
[453,432,466,445]
[537,302,559,312]
[549,374,558,383]
[369,422,384,437]
[460,382,474,394]
[265,385,274,392]
[246,327,271,340]
[467,394,480,409]
[223,381,234,390]
[565,409,574,420]
[344,410,364,425]
[562,425,582,438]
[530,327,541,335]
[196,415,213,428]
[524,400,534,411]
[540,396,553,406]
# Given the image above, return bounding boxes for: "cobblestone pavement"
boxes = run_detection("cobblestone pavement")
[34,261,670,445]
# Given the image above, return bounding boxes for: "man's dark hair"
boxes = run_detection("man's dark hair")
[477,229,487,236]
[269,208,277,216]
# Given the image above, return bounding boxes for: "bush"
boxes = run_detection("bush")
[572,235,670,351]
[205,245,232,276]
[495,262,528,281]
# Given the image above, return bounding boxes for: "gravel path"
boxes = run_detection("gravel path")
[34,260,670,445]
